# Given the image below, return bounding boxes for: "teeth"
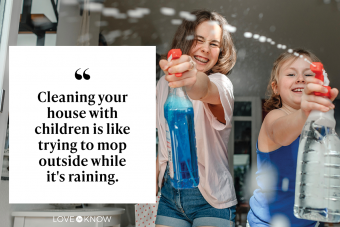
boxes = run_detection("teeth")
[293,88,303,92]
[194,56,209,63]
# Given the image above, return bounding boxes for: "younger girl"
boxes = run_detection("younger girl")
[156,10,237,227]
[247,49,338,227]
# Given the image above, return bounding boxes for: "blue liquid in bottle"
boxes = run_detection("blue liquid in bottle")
[164,87,199,189]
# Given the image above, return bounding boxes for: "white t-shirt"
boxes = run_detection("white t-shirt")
[156,73,237,209]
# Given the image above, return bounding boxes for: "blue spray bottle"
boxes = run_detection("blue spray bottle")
[164,49,199,189]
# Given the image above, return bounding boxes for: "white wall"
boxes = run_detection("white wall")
[17,34,57,46]
[0,181,54,227]
[56,0,101,46]
[31,0,57,22]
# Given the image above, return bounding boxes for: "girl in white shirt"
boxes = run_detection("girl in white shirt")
[156,10,238,227]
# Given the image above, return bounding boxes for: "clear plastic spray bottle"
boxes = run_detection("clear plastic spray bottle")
[294,62,340,223]
[164,49,199,189]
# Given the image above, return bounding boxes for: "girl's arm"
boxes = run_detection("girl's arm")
[159,56,225,123]
[160,56,221,104]
[263,109,307,147]
[187,71,221,104]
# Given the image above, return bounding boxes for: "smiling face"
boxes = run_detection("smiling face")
[189,21,222,73]
[274,56,314,109]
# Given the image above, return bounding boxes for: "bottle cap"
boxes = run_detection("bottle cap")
[310,62,331,99]
[310,62,324,82]
[167,49,182,60]
[168,49,182,77]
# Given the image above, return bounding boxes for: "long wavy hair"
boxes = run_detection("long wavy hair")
[165,10,237,75]
[264,48,321,112]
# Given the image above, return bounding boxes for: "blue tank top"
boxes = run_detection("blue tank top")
[247,136,317,227]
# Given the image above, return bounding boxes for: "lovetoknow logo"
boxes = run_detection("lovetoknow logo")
[53,216,112,223]
[76,216,83,222]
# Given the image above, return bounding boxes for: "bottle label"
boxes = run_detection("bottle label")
[165,120,174,178]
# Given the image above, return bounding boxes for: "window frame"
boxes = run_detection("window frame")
[0,0,22,179]
[228,96,261,182]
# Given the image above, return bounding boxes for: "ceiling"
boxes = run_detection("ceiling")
[98,0,340,98]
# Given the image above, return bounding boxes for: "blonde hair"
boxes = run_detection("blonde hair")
[264,48,321,112]
[167,10,237,75]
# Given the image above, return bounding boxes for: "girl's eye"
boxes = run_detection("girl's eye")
[287,74,295,76]
[210,43,218,47]
[197,39,204,43]
[305,74,314,77]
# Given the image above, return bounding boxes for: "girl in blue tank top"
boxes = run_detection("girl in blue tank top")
[247,49,339,227]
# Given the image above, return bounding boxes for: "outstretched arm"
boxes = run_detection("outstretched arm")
[159,56,225,123]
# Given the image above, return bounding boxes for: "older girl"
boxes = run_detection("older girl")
[156,10,237,227]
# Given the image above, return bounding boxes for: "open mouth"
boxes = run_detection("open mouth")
[194,55,209,64]
[292,88,304,92]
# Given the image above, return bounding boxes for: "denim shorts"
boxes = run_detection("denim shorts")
[155,165,236,227]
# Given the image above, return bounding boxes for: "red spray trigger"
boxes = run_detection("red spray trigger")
[167,49,182,77]
[310,62,331,99]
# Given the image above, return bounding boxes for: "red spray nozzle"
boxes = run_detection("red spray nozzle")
[168,49,182,77]
[310,62,331,99]
[310,62,324,82]
[167,49,182,60]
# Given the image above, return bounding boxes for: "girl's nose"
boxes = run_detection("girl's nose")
[200,42,210,53]
[296,74,305,83]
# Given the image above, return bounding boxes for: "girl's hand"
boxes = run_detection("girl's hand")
[301,77,338,117]
[159,55,197,90]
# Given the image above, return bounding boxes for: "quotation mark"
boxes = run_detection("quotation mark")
[75,68,90,80]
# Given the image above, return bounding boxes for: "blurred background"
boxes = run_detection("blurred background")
[0,0,340,226]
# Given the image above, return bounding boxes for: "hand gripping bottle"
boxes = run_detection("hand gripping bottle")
[294,62,340,222]
[164,49,199,189]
